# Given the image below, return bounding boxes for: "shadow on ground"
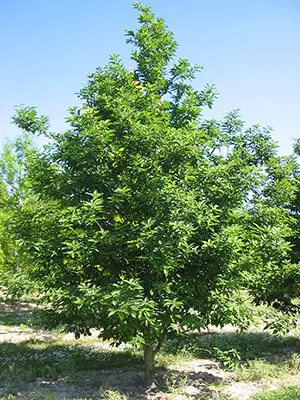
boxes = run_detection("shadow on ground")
[0,299,299,399]
[0,363,227,399]
[1,329,300,399]
[0,341,144,398]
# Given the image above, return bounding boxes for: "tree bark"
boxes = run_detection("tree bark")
[144,343,155,387]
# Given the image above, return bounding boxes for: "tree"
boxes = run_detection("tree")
[243,146,300,334]
[0,135,37,296]
[243,152,300,325]
[12,2,298,386]
[289,139,300,266]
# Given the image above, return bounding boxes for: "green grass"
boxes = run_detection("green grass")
[250,387,300,400]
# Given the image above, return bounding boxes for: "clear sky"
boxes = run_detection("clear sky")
[1,0,299,154]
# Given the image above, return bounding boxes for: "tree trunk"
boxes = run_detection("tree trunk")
[144,343,155,387]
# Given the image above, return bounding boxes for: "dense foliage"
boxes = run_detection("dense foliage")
[0,136,37,297]
[7,2,299,385]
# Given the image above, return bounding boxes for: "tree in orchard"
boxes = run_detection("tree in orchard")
[255,140,300,316]
[242,151,300,330]
[289,138,300,267]
[0,135,36,296]
[13,2,298,386]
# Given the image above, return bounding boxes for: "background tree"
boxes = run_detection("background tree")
[12,2,298,386]
[289,138,300,266]
[244,151,300,331]
[0,135,36,297]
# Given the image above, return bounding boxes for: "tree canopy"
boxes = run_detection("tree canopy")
[0,135,37,296]
[11,2,299,385]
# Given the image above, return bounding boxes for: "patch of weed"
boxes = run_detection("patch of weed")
[101,390,128,399]
[236,353,300,381]
[250,386,300,400]
[163,331,300,363]
[194,390,233,399]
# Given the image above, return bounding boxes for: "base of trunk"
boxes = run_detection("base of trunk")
[144,343,155,387]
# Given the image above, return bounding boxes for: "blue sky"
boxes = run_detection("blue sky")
[1,0,299,154]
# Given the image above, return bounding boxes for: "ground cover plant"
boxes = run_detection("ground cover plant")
[2,0,300,389]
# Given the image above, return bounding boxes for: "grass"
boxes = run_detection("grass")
[250,387,300,400]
